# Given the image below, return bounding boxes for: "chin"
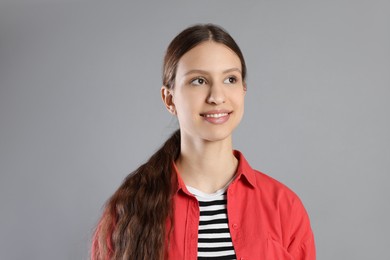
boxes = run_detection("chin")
[200,128,235,142]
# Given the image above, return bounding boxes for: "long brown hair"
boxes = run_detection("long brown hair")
[91,24,246,260]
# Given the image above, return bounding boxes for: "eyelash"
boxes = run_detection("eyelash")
[224,76,237,84]
[189,76,239,86]
[190,77,207,86]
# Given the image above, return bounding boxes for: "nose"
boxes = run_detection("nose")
[206,83,225,105]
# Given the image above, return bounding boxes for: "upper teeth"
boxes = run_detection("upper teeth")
[204,113,228,118]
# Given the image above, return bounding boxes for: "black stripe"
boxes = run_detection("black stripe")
[198,254,236,260]
[200,208,227,216]
[198,237,233,243]
[199,218,228,226]
[198,246,234,252]
[199,199,227,207]
[198,228,230,234]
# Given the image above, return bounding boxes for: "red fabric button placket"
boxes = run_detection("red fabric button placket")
[189,198,199,259]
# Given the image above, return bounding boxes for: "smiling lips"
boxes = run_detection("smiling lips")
[200,111,232,124]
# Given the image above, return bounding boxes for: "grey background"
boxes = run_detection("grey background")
[0,0,389,259]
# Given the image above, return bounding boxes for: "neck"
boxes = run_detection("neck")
[176,134,238,194]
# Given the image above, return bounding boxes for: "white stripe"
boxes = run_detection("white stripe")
[198,242,234,248]
[199,204,226,211]
[198,232,231,239]
[196,195,225,202]
[198,250,236,257]
[199,213,227,221]
[198,223,229,230]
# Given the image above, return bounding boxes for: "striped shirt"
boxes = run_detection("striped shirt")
[187,185,237,260]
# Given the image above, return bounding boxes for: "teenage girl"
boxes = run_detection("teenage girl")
[91,24,315,260]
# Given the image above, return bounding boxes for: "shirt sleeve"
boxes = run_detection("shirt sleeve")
[287,196,316,260]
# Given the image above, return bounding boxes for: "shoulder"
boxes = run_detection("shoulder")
[234,151,316,257]
[235,150,300,202]
[235,150,307,215]
[254,168,308,218]
[254,169,299,201]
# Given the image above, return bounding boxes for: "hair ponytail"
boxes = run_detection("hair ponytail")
[91,129,180,260]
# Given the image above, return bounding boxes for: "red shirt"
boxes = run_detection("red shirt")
[166,150,315,260]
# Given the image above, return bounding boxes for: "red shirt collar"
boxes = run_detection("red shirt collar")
[233,150,257,188]
[173,150,257,194]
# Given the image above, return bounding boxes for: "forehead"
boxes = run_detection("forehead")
[176,41,242,76]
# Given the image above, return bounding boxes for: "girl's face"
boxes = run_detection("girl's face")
[163,41,246,143]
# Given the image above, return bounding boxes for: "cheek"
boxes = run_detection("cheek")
[174,95,197,118]
[232,94,245,120]
[176,91,204,109]
[232,91,245,107]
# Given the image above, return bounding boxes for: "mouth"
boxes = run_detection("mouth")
[200,111,232,118]
[201,112,230,118]
[199,111,233,124]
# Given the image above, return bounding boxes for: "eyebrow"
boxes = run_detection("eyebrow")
[184,68,242,76]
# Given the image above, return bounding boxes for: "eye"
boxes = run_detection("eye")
[224,76,237,84]
[190,77,207,86]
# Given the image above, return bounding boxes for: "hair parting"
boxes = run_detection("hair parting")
[163,23,246,90]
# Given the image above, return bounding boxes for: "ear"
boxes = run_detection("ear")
[161,86,176,115]
[243,82,247,93]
